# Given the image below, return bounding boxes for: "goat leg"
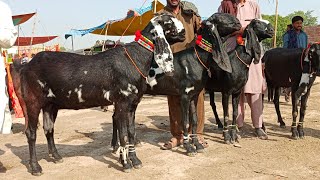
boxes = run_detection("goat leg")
[222,93,231,144]
[209,92,223,129]
[111,114,120,153]
[291,86,300,139]
[43,105,63,163]
[127,103,142,169]
[229,93,240,143]
[273,87,286,128]
[189,97,204,153]
[181,95,197,156]
[26,112,43,176]
[114,103,133,172]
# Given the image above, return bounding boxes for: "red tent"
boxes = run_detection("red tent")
[12,12,36,26]
[14,36,58,46]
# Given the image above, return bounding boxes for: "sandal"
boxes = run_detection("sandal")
[160,136,183,150]
[197,135,209,148]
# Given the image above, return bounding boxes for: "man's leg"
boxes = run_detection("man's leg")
[246,93,267,139]
[161,95,183,150]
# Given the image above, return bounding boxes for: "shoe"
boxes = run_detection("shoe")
[255,128,268,140]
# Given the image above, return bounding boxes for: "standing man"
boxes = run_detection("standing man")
[283,16,308,49]
[219,0,268,140]
[0,0,18,134]
[283,16,310,98]
[159,0,208,150]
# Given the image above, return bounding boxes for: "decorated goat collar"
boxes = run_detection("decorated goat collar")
[196,35,213,53]
[237,35,245,46]
[135,30,154,52]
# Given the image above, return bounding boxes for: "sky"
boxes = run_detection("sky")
[3,0,320,50]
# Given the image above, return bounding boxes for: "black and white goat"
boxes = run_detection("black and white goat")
[205,19,274,144]
[111,13,242,156]
[10,14,185,175]
[263,43,320,139]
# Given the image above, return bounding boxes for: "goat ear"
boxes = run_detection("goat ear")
[244,27,261,64]
[153,31,174,74]
[210,24,232,73]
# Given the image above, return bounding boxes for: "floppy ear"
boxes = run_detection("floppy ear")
[244,27,261,64]
[208,22,232,73]
[151,19,174,73]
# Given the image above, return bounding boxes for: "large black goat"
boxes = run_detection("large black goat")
[10,14,185,175]
[112,13,242,155]
[205,19,274,144]
[263,43,320,139]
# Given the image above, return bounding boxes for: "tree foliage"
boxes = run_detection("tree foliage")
[261,10,318,49]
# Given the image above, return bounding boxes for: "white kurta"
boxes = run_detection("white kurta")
[0,0,18,134]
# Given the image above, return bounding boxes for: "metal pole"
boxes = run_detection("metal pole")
[273,0,279,48]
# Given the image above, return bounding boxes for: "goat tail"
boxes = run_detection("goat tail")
[9,61,29,131]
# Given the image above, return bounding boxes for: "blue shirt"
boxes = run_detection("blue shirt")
[283,30,308,48]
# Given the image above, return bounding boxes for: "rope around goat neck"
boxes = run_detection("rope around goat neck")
[235,50,250,68]
[194,47,212,78]
[123,47,147,79]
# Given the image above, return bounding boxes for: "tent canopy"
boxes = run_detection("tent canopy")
[12,12,36,26]
[65,0,164,38]
[14,36,58,46]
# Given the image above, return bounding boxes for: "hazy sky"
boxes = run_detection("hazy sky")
[3,0,320,50]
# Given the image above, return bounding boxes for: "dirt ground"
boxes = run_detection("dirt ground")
[1,79,320,180]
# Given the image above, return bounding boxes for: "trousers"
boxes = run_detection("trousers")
[167,89,205,137]
[237,92,264,128]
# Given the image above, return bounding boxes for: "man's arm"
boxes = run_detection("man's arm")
[0,2,18,48]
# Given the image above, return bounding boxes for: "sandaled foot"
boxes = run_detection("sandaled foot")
[160,136,183,150]
[197,135,208,148]
[255,128,268,140]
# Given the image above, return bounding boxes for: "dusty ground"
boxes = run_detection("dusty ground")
[1,79,320,180]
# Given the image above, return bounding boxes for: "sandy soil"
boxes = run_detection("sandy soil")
[1,79,320,180]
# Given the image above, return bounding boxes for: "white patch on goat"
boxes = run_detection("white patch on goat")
[84,71,88,75]
[102,90,111,101]
[147,66,163,89]
[47,88,55,97]
[120,89,131,97]
[185,86,195,94]
[185,67,189,74]
[128,84,138,94]
[67,90,72,98]
[258,19,270,24]
[150,16,174,73]
[37,80,46,88]
[77,89,85,103]
[170,17,184,33]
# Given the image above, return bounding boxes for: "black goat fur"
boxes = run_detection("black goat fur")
[10,14,186,175]
[205,19,274,144]
[263,43,320,139]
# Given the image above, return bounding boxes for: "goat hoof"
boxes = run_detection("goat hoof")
[122,163,133,173]
[54,158,64,164]
[32,172,43,176]
[133,164,142,169]
[187,152,197,157]
[223,131,231,144]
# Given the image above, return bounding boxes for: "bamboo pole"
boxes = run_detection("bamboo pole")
[154,0,157,13]
[29,11,37,56]
[273,0,279,48]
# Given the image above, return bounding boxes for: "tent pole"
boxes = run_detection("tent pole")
[272,0,279,48]
[71,35,74,51]
[154,0,157,13]
[17,25,20,56]
[29,11,37,56]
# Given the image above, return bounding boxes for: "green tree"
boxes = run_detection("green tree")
[262,10,318,49]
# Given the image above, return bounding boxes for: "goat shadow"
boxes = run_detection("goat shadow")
[0,149,7,173]
[5,122,125,173]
